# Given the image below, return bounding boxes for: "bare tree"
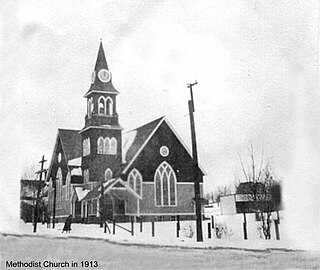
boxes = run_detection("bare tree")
[21,163,39,180]
[236,144,281,240]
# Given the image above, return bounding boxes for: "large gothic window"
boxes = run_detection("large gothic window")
[127,169,142,197]
[98,96,105,114]
[97,137,104,154]
[104,168,113,182]
[154,162,177,206]
[106,97,113,116]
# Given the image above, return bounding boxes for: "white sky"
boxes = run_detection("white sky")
[0,0,319,248]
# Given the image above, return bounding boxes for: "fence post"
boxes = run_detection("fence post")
[113,219,115,235]
[151,220,155,237]
[208,222,211,239]
[243,213,247,240]
[275,219,280,240]
[176,221,180,238]
[140,218,143,233]
[177,215,180,231]
[131,218,134,236]
[211,215,214,228]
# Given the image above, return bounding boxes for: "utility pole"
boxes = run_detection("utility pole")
[187,81,203,242]
[33,155,47,233]
[52,176,57,229]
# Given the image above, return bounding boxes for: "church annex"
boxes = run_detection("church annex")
[46,42,205,223]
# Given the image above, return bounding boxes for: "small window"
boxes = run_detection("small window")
[97,137,104,154]
[83,138,90,156]
[98,96,105,114]
[84,169,89,183]
[127,169,143,197]
[110,137,117,155]
[105,168,113,182]
[56,167,63,201]
[106,97,113,116]
[104,137,110,154]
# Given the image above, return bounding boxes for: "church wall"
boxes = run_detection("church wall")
[81,128,122,183]
[47,137,71,220]
[138,183,195,214]
[124,121,203,184]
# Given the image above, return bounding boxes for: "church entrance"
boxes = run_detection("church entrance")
[103,195,113,221]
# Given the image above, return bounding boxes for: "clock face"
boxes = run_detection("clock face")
[91,71,95,84]
[98,69,111,83]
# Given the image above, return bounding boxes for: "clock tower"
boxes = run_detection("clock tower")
[80,41,122,184]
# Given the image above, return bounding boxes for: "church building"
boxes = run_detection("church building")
[46,42,205,223]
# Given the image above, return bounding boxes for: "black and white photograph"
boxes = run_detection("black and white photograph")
[0,1,319,269]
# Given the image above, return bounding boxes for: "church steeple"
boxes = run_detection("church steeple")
[80,41,123,184]
[86,40,119,96]
[82,41,121,130]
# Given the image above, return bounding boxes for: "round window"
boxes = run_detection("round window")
[160,146,169,157]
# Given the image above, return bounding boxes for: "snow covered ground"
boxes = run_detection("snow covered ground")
[1,218,316,252]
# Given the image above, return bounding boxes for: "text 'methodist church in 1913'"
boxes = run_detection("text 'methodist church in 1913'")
[46,41,205,223]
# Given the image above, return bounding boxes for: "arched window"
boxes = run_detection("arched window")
[87,97,94,117]
[97,137,104,154]
[106,97,113,116]
[127,169,142,197]
[83,138,90,156]
[66,172,71,200]
[110,137,117,155]
[98,96,105,114]
[56,167,63,201]
[87,138,90,155]
[154,162,177,206]
[83,140,86,156]
[104,168,113,182]
[104,137,110,154]
[84,169,89,183]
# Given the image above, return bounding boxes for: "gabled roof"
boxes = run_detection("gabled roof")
[46,129,81,181]
[83,177,141,201]
[121,116,206,175]
[122,116,164,167]
[58,129,82,161]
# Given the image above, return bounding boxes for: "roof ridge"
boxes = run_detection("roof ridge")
[123,116,165,134]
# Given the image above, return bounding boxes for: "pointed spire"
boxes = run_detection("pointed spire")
[94,40,109,71]
[85,40,119,96]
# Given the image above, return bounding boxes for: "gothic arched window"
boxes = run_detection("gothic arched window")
[127,169,142,197]
[104,137,110,154]
[154,162,177,206]
[104,168,113,182]
[98,96,105,114]
[56,167,63,201]
[83,138,90,156]
[110,137,117,155]
[97,137,104,154]
[66,172,71,200]
[106,97,113,116]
